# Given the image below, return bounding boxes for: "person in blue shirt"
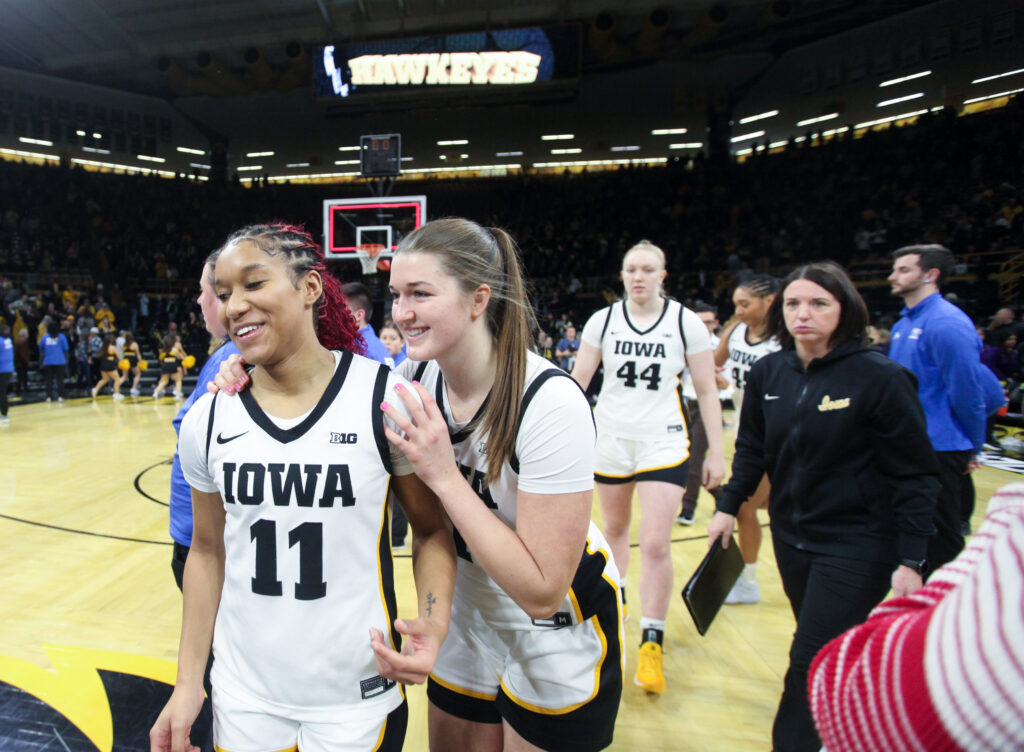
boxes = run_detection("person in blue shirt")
[888,244,986,568]
[166,256,239,751]
[379,322,407,369]
[555,325,580,371]
[38,320,69,402]
[0,324,13,425]
[341,281,391,364]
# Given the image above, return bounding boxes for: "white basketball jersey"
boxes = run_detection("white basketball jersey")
[179,350,410,722]
[725,323,780,415]
[398,351,617,629]
[580,298,711,441]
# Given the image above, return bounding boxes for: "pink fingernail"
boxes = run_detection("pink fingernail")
[394,383,404,392]
[235,382,245,391]
[381,401,390,410]
[225,386,234,394]
[412,380,420,386]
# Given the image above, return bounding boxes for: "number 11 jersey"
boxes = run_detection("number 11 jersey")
[580,298,711,441]
[179,349,411,722]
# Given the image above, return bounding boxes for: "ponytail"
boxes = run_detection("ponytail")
[483,228,537,486]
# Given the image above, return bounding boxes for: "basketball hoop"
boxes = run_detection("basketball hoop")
[356,243,386,276]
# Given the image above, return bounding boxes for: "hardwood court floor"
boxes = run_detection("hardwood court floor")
[0,396,1015,751]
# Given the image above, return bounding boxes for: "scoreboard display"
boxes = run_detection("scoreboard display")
[359,133,401,177]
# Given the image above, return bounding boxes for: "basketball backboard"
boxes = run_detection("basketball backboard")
[322,195,426,261]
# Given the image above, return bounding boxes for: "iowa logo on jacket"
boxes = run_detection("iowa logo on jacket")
[817,395,851,412]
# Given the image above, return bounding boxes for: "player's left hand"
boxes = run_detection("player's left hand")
[381,382,460,491]
[965,458,982,474]
[369,618,443,685]
[891,565,923,598]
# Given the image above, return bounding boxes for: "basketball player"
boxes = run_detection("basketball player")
[572,240,725,695]
[91,333,126,400]
[150,224,456,752]
[713,275,780,605]
[219,219,624,751]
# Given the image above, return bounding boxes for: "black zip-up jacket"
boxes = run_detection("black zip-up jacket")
[717,339,939,564]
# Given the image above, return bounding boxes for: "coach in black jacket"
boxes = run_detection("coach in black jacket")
[708,262,939,752]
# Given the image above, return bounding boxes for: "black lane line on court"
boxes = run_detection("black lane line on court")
[0,512,172,546]
[134,458,173,507]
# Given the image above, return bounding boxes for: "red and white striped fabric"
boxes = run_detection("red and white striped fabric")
[809,483,1024,752]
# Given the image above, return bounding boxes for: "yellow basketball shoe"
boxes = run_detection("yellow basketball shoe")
[634,641,666,694]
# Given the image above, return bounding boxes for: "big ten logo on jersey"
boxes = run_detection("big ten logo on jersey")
[613,339,665,391]
[330,431,358,444]
[222,462,358,601]
[452,461,499,562]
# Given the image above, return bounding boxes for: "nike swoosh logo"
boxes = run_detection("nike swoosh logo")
[217,431,248,444]
[764,395,780,400]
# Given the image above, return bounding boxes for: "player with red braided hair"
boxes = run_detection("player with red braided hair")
[152,222,455,752]
[211,223,366,356]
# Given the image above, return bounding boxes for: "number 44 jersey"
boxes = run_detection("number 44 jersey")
[580,298,712,441]
[179,350,411,722]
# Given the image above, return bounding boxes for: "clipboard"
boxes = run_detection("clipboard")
[682,535,744,636]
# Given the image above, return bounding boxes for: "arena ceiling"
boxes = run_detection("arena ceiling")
[1,0,1006,176]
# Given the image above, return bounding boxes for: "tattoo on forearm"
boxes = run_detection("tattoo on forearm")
[426,592,436,617]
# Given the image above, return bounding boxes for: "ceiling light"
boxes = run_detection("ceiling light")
[737,110,779,124]
[437,139,468,146]
[541,134,574,141]
[669,142,704,149]
[177,146,205,155]
[190,163,211,169]
[137,155,166,163]
[76,130,86,137]
[796,113,839,127]
[335,159,360,165]
[971,68,1024,84]
[730,131,765,143]
[0,147,58,161]
[877,93,924,107]
[854,109,928,129]
[551,148,582,154]
[610,146,640,152]
[879,70,931,87]
[286,162,310,168]
[651,128,687,135]
[338,145,360,151]
[496,151,524,157]
[19,137,53,146]
[963,88,1024,104]
[82,146,111,154]
[237,165,262,171]
[246,151,274,157]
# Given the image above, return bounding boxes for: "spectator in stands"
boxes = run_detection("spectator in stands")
[809,483,1024,752]
[555,325,579,371]
[340,282,389,363]
[981,330,1021,381]
[889,244,986,552]
[984,306,1017,345]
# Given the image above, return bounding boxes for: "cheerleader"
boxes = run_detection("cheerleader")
[153,333,186,400]
[91,333,126,401]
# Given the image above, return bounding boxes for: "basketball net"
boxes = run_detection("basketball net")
[356,243,386,276]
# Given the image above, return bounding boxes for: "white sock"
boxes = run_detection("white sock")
[639,617,666,633]
[741,563,758,582]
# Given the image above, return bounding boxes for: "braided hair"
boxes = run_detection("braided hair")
[737,274,780,298]
[212,223,364,355]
